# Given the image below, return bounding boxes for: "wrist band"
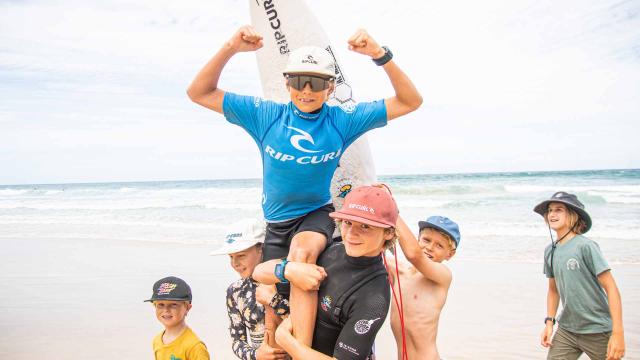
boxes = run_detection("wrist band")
[372,46,393,66]
[274,258,289,284]
[544,317,556,325]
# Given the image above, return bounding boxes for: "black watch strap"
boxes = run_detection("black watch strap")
[544,317,556,325]
[372,46,393,66]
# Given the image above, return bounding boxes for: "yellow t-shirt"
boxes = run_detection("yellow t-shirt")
[152,327,210,360]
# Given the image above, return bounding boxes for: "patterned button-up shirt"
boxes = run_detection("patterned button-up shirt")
[226,278,289,360]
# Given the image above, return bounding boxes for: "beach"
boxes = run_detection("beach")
[1,169,639,359]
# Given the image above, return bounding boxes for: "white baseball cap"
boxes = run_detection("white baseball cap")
[283,46,336,78]
[209,218,266,256]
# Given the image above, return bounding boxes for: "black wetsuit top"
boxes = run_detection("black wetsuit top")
[312,243,390,359]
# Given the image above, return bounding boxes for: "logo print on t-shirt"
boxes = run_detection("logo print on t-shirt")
[287,126,322,153]
[354,317,381,335]
[566,258,580,270]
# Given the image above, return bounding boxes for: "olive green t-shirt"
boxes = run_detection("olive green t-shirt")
[543,235,612,333]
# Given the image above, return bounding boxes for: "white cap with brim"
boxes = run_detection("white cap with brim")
[283,46,336,78]
[209,218,266,256]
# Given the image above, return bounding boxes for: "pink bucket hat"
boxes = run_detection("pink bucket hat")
[329,185,398,228]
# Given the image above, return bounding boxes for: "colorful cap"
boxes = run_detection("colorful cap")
[533,191,592,233]
[283,46,336,78]
[329,185,398,228]
[144,276,192,302]
[418,216,461,248]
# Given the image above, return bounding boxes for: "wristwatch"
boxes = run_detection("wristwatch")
[372,46,393,66]
[544,317,556,325]
[274,258,289,284]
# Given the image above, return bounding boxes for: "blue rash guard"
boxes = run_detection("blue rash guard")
[223,93,387,222]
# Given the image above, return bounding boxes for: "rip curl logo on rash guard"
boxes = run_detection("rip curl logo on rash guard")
[221,92,387,221]
[287,126,322,153]
[264,126,342,165]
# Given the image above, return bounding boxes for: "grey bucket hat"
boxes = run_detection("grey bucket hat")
[533,191,592,233]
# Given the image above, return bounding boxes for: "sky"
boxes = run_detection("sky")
[1,0,639,185]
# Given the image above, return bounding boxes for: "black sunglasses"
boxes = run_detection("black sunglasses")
[286,74,334,92]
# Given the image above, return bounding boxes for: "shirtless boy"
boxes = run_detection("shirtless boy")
[388,215,460,360]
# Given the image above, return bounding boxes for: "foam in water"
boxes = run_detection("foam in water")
[1,169,638,262]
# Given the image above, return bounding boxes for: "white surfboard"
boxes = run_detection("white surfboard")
[249,0,377,211]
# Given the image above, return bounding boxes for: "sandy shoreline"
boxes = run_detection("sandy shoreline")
[1,236,638,359]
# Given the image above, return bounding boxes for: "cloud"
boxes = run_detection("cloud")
[1,0,639,184]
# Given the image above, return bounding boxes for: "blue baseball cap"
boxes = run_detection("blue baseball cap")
[418,216,461,248]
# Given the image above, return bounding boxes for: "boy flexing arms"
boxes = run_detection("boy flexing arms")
[389,215,460,360]
[188,25,422,350]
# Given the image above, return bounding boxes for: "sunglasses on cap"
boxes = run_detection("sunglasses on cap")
[285,74,334,92]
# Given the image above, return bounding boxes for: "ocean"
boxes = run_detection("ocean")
[1,169,639,359]
[2,169,639,262]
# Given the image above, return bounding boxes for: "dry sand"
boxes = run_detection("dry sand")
[1,237,637,359]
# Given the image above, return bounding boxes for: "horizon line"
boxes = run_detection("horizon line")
[2,167,638,187]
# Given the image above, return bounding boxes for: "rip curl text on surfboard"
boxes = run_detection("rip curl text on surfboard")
[257,0,290,55]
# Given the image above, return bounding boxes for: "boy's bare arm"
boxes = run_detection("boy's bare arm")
[253,259,282,285]
[346,29,422,121]
[256,331,288,360]
[186,26,263,113]
[396,216,451,286]
[598,270,625,360]
[541,278,560,347]
[275,317,336,360]
[381,60,423,121]
[252,260,327,291]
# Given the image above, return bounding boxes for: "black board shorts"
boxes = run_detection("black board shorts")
[262,203,336,296]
